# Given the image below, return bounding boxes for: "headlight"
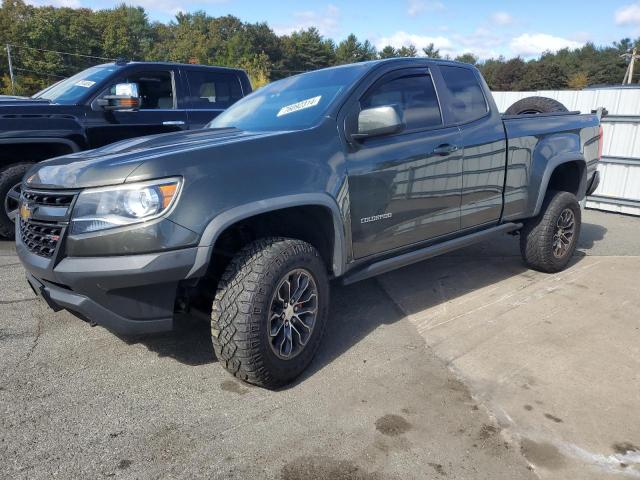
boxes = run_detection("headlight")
[70,178,182,235]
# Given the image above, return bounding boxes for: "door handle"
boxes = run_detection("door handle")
[432,144,459,156]
[162,120,185,126]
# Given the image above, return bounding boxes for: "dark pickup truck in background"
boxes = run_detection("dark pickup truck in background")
[0,61,251,237]
[16,58,602,388]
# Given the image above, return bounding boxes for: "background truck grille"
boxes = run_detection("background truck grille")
[19,220,62,258]
[19,189,76,258]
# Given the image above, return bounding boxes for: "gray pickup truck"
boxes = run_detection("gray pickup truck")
[16,58,601,388]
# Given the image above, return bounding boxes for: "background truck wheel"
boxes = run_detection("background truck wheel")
[211,237,329,389]
[505,96,568,115]
[0,163,32,239]
[520,190,581,273]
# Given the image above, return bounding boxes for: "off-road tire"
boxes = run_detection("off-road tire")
[520,190,581,273]
[211,237,329,389]
[505,96,568,115]
[0,163,32,239]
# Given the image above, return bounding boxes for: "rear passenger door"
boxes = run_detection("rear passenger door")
[183,69,245,129]
[438,65,506,229]
[346,68,463,259]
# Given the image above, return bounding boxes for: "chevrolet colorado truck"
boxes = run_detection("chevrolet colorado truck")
[0,61,251,238]
[16,58,602,388]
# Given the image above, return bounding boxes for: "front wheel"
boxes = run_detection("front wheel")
[0,163,33,239]
[520,190,581,273]
[211,237,329,389]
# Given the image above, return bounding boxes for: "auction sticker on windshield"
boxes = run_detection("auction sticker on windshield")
[74,80,96,88]
[277,96,322,117]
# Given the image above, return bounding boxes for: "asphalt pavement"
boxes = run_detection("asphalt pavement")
[1,208,638,479]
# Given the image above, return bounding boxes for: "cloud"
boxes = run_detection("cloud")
[490,11,513,26]
[274,4,340,37]
[615,2,640,25]
[406,0,444,17]
[510,33,583,57]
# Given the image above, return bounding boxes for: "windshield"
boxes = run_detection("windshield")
[33,66,118,104]
[209,63,370,131]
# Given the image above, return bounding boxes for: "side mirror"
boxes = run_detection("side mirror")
[352,106,403,140]
[97,83,141,111]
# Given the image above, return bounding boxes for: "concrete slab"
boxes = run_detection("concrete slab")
[378,210,640,479]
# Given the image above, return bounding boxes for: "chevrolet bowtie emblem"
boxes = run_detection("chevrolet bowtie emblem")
[19,203,32,221]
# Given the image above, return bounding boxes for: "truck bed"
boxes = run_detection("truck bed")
[501,111,601,222]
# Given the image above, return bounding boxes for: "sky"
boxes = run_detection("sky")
[24,0,640,60]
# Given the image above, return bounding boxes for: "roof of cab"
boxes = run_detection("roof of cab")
[94,61,248,74]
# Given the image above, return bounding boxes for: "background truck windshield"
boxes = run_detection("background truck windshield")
[32,66,117,104]
[208,63,370,131]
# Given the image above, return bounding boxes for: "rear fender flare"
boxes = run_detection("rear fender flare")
[186,193,346,278]
[531,153,587,216]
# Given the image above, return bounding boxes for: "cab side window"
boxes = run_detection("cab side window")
[439,66,488,123]
[185,70,243,109]
[361,74,442,132]
[107,71,175,110]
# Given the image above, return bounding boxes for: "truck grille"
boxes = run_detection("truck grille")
[19,189,76,258]
[21,190,75,206]
[19,220,63,258]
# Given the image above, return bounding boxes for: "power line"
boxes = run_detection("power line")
[7,44,114,61]
[13,67,67,79]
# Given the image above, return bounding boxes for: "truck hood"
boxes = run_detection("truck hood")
[0,97,52,105]
[25,128,284,189]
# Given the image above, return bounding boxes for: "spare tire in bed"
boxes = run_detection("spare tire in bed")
[505,96,568,115]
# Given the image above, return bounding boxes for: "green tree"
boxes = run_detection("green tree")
[422,43,441,59]
[279,28,336,76]
[518,61,568,90]
[397,45,418,57]
[335,34,376,64]
[455,53,478,65]
[378,45,398,58]
[492,57,526,90]
[96,5,152,60]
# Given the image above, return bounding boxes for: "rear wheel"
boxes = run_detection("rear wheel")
[211,237,329,389]
[505,96,568,115]
[520,190,581,273]
[0,163,32,239]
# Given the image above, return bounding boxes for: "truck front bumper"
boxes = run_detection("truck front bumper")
[18,240,200,335]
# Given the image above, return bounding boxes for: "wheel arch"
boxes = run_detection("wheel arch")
[186,194,347,279]
[531,155,587,217]
[0,138,81,168]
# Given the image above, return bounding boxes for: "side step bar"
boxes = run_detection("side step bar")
[342,222,523,285]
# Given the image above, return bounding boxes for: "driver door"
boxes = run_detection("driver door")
[346,68,463,259]
[85,67,188,148]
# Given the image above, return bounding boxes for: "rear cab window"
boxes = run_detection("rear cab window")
[361,73,442,132]
[439,65,488,124]
[184,70,244,110]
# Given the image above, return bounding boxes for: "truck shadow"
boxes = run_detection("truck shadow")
[119,224,607,375]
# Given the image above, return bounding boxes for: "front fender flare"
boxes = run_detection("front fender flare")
[0,137,81,152]
[185,193,347,279]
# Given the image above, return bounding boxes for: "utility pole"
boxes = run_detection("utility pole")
[621,47,640,84]
[6,44,16,94]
